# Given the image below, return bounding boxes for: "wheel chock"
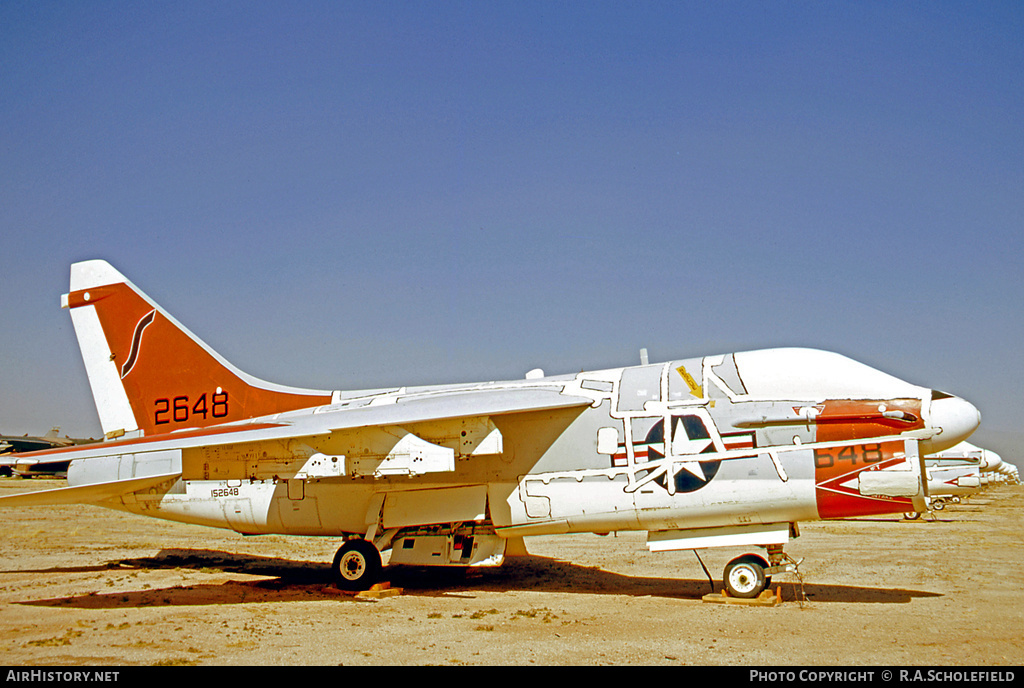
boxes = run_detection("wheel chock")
[355,582,403,599]
[702,588,780,606]
[325,581,403,599]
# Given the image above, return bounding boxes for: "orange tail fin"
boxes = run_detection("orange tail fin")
[63,260,334,438]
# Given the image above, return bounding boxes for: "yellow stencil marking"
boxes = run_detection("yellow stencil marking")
[676,365,702,398]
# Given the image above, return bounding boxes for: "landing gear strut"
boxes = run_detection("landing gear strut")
[332,538,382,591]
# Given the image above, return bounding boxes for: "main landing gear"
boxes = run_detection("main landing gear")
[332,538,383,591]
[722,545,801,599]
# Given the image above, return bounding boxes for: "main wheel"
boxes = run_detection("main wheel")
[332,539,382,591]
[723,554,769,599]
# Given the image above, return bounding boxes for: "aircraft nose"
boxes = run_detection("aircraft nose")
[980,448,1003,472]
[923,392,981,454]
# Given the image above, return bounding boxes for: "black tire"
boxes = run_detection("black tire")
[332,539,382,591]
[723,554,768,599]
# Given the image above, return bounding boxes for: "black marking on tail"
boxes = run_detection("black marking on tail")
[121,309,156,379]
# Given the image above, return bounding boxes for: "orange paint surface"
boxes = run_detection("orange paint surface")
[67,285,332,436]
[813,440,916,518]
[815,398,923,443]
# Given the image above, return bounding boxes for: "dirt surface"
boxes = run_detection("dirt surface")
[0,478,1021,666]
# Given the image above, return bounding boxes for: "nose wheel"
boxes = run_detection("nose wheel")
[332,538,383,591]
[723,554,771,598]
[722,546,802,599]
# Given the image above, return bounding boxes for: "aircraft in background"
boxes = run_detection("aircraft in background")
[0,428,96,477]
[0,260,982,598]
[1,428,75,454]
[928,441,1018,485]
[903,442,1019,518]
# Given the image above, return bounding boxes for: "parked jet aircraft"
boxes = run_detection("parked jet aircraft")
[1,428,76,454]
[927,442,1018,485]
[0,260,982,597]
[0,428,95,477]
[905,442,1019,517]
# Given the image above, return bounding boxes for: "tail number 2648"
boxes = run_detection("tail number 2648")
[154,390,229,425]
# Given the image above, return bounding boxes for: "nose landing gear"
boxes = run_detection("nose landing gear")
[723,554,770,598]
[722,545,801,599]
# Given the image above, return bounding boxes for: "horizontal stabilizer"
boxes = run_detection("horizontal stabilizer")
[0,472,180,508]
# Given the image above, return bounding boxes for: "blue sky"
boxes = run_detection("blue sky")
[2,2,1022,458]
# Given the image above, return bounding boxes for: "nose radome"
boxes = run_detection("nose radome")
[924,393,981,454]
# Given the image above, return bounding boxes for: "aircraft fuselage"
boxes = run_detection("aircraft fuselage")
[61,348,976,554]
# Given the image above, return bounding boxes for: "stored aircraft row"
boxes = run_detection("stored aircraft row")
[0,261,983,597]
[903,441,1018,518]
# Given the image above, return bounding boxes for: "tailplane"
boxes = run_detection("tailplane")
[63,260,334,438]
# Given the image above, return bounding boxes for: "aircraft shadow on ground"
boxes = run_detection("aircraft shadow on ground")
[13,548,940,609]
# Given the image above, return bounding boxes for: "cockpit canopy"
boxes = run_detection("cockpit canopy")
[729,348,925,400]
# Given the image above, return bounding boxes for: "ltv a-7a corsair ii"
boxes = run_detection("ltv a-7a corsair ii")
[1,261,981,598]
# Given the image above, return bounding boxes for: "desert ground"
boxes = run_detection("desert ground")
[0,477,1021,667]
